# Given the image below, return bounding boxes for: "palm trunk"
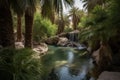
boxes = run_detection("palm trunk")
[57,4,65,34]
[57,20,65,34]
[25,8,34,48]
[73,15,77,30]
[0,0,15,48]
[16,14,22,42]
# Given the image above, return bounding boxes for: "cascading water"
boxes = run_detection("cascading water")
[69,33,75,42]
[68,32,79,42]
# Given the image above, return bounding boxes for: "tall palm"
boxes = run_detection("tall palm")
[24,0,37,48]
[11,0,37,48]
[11,0,25,42]
[16,14,22,42]
[40,0,55,23]
[81,0,106,12]
[0,0,15,47]
[40,0,74,34]
[54,0,74,34]
[63,14,70,27]
[69,7,84,30]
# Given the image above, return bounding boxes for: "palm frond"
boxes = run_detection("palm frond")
[10,0,26,15]
[0,48,42,80]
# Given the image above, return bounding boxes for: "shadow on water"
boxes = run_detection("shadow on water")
[41,46,95,80]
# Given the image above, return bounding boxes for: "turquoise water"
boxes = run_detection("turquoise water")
[44,46,94,80]
[55,51,93,80]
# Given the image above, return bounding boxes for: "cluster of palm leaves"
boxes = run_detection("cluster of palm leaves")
[0,48,42,80]
[79,0,120,51]
[40,0,74,34]
[69,7,84,30]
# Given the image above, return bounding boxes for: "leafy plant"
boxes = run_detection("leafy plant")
[33,13,57,42]
[0,48,42,80]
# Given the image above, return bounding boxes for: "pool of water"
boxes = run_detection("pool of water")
[54,47,94,80]
[44,46,95,80]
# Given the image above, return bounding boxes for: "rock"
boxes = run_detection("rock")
[87,47,92,53]
[92,49,100,64]
[15,42,24,49]
[97,71,120,80]
[57,37,68,46]
[33,43,48,55]
[92,42,112,66]
[44,36,59,45]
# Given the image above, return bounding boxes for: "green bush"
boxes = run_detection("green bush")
[33,13,57,42]
[0,48,42,80]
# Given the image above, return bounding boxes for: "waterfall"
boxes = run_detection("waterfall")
[69,33,74,42]
[68,32,79,42]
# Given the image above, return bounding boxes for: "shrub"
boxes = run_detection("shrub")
[33,13,57,42]
[0,48,42,80]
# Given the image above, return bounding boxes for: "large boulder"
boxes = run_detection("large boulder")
[15,42,24,49]
[92,49,100,64]
[57,37,68,46]
[44,36,59,45]
[92,43,112,66]
[33,43,48,55]
[97,71,120,80]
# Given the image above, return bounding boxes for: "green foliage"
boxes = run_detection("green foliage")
[0,48,42,80]
[79,0,120,52]
[33,13,57,42]
[78,15,88,28]
[80,6,107,37]
[108,0,120,29]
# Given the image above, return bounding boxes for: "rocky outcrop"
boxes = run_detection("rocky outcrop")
[33,43,48,55]
[92,42,112,66]
[57,37,68,46]
[97,71,120,80]
[92,49,100,64]
[44,36,59,45]
[15,41,48,55]
[15,42,24,49]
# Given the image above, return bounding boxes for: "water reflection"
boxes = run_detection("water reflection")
[68,51,74,64]
[55,51,93,80]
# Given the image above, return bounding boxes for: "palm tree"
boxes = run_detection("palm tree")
[16,14,22,42]
[81,0,106,12]
[40,0,74,34]
[63,14,70,28]
[0,0,15,47]
[11,0,37,48]
[24,0,37,48]
[41,0,55,23]
[54,0,74,34]
[69,7,84,30]
[11,0,25,42]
